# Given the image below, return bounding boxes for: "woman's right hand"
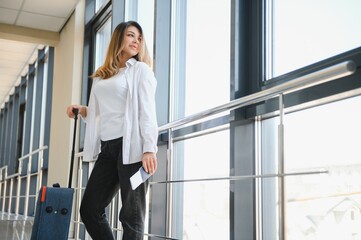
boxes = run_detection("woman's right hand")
[66,105,87,118]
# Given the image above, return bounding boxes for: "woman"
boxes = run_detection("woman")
[66,21,158,240]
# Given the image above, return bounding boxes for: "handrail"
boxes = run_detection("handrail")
[0,61,356,239]
[0,146,48,218]
[159,60,356,132]
[18,145,48,161]
[157,60,356,240]
[150,169,328,184]
[6,173,20,179]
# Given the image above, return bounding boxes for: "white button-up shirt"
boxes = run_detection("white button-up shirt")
[93,67,127,141]
[82,58,158,164]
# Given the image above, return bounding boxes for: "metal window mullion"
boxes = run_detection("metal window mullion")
[8,96,15,175]
[164,0,179,237]
[11,88,20,177]
[35,52,48,208]
[4,103,10,168]
[43,47,55,169]
[264,0,274,80]
[23,72,37,217]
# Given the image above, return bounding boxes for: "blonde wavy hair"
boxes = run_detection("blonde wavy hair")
[91,21,151,79]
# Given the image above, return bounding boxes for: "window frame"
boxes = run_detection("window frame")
[80,0,112,150]
[232,1,361,240]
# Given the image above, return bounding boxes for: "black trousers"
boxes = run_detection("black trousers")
[80,137,148,240]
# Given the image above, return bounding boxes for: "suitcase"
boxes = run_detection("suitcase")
[31,109,79,240]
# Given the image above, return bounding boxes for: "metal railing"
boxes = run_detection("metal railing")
[0,60,356,239]
[0,146,48,218]
[155,60,356,240]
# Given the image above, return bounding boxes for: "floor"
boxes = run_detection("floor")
[0,213,33,240]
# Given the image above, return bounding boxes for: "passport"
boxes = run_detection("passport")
[130,167,152,190]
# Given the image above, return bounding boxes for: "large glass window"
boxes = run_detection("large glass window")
[136,0,155,60]
[284,96,361,239]
[171,0,231,239]
[95,0,109,12]
[122,0,154,61]
[261,96,361,239]
[95,17,112,70]
[184,0,231,116]
[266,0,361,78]
[174,130,230,240]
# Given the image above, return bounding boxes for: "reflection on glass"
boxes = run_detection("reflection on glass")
[174,130,230,240]
[171,0,231,238]
[95,18,112,70]
[136,0,154,61]
[124,0,154,61]
[185,0,230,115]
[95,0,109,12]
[284,96,361,239]
[268,0,361,78]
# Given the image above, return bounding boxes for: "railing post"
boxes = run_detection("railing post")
[8,178,13,214]
[116,190,122,240]
[15,161,22,215]
[74,155,83,240]
[34,151,44,213]
[278,94,286,240]
[110,196,115,231]
[23,156,32,217]
[255,116,263,240]
[37,153,44,193]
[166,128,174,238]
[1,168,7,213]
[0,168,3,209]
[0,169,2,213]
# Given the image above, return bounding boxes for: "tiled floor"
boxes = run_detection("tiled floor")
[0,213,33,240]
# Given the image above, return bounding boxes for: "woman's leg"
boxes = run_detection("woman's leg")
[118,161,149,240]
[80,138,122,240]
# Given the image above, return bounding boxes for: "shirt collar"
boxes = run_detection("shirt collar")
[125,58,137,68]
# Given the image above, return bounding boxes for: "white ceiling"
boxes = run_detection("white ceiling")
[0,0,80,107]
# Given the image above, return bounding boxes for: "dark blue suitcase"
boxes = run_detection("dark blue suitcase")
[31,186,74,240]
[31,109,79,240]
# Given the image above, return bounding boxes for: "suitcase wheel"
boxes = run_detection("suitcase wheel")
[46,206,53,213]
[61,208,68,215]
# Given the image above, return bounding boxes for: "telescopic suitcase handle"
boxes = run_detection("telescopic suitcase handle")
[68,108,78,188]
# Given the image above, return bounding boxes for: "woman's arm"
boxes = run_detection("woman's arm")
[137,64,158,174]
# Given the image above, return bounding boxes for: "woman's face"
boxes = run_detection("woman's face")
[122,25,141,60]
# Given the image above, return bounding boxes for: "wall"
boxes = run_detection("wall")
[48,0,85,186]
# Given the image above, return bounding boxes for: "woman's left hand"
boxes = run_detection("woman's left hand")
[142,152,157,175]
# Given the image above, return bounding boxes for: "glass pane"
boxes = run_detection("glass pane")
[95,0,109,12]
[185,0,231,116]
[267,0,361,78]
[136,0,155,61]
[284,96,361,239]
[174,130,230,240]
[261,117,278,239]
[123,0,154,62]
[95,18,112,71]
